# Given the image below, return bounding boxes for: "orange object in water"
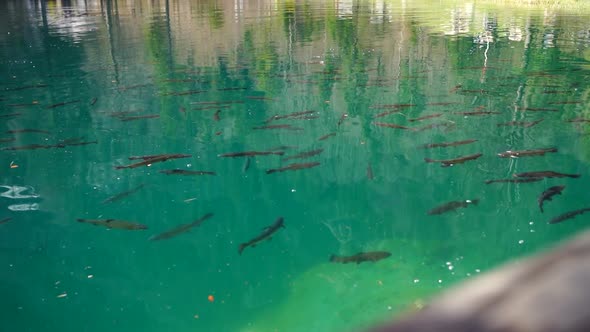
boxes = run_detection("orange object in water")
[208,295,214,302]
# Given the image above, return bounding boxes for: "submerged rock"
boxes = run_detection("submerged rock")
[369,230,590,332]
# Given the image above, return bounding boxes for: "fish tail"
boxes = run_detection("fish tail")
[470,199,479,205]
[114,166,125,170]
[266,169,276,174]
[568,174,581,178]
[424,158,435,163]
[484,180,493,184]
[329,254,337,262]
[540,205,544,213]
[238,244,246,255]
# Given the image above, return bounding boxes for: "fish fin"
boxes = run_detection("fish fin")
[114,166,125,170]
[329,255,336,262]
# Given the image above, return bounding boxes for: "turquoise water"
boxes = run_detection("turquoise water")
[1,1,590,331]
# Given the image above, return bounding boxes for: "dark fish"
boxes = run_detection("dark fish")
[567,118,590,123]
[367,163,374,180]
[497,119,544,128]
[266,110,316,122]
[242,157,251,173]
[45,100,80,109]
[549,207,590,224]
[373,110,403,118]
[318,133,336,141]
[188,105,231,111]
[162,89,205,96]
[0,137,16,143]
[428,199,479,215]
[458,89,489,94]
[453,111,501,116]
[217,87,246,91]
[427,102,460,106]
[424,153,482,167]
[213,110,220,121]
[118,83,151,91]
[60,140,97,147]
[7,129,51,135]
[7,102,40,107]
[101,184,146,204]
[538,185,565,213]
[373,122,414,130]
[370,104,415,109]
[449,84,462,93]
[219,151,284,158]
[191,100,244,105]
[329,251,391,264]
[513,171,580,179]
[1,144,58,151]
[76,218,147,230]
[246,96,274,100]
[282,148,324,161]
[149,213,214,241]
[266,162,321,174]
[421,139,477,149]
[115,153,191,169]
[252,124,303,131]
[497,147,557,158]
[159,169,216,176]
[119,114,160,121]
[484,178,543,184]
[128,154,171,160]
[549,101,581,105]
[239,217,285,254]
[518,107,558,112]
[4,84,48,91]
[337,113,348,126]
[90,97,97,105]
[408,113,443,122]
[0,113,22,118]
[0,217,12,225]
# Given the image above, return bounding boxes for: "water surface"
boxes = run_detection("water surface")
[1,1,590,331]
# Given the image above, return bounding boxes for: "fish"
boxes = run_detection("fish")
[149,213,214,241]
[266,110,316,122]
[213,110,220,121]
[453,111,501,116]
[408,113,443,122]
[159,169,216,176]
[219,151,284,158]
[119,114,160,121]
[329,251,391,264]
[1,144,59,151]
[373,110,403,118]
[449,84,462,93]
[252,124,303,131]
[367,163,374,180]
[266,162,321,174]
[518,107,559,112]
[538,185,565,213]
[7,129,51,135]
[162,89,206,96]
[7,102,40,107]
[424,153,483,167]
[90,97,97,105]
[0,137,16,143]
[101,184,146,204]
[373,122,414,130]
[549,101,582,105]
[428,199,479,215]
[414,122,455,132]
[45,100,80,109]
[191,100,244,106]
[420,139,477,149]
[513,171,580,179]
[370,104,415,109]
[0,217,12,225]
[188,105,231,111]
[567,118,590,123]
[118,83,151,92]
[318,133,336,141]
[549,207,590,224]
[0,113,22,118]
[282,148,324,161]
[238,217,285,254]
[484,178,543,184]
[337,113,348,126]
[76,218,148,230]
[497,147,558,158]
[4,84,49,91]
[497,119,544,128]
[242,157,251,173]
[115,153,191,169]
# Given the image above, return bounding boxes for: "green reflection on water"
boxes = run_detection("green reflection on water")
[1,1,590,332]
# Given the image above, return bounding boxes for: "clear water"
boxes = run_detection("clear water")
[1,1,590,331]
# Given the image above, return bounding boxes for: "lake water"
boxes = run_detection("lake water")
[1,1,590,331]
